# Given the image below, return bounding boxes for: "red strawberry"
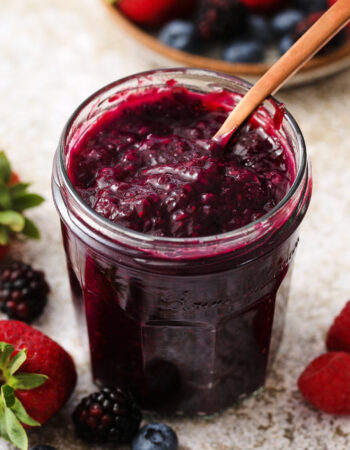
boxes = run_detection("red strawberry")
[298,352,350,414]
[0,320,77,450]
[117,0,197,27]
[326,300,350,352]
[9,171,20,186]
[240,0,287,14]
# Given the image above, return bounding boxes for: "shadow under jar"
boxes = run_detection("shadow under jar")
[52,68,312,416]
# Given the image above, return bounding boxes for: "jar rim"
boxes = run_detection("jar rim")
[57,68,308,251]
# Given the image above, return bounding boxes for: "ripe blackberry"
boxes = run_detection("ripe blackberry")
[0,261,49,323]
[73,387,142,444]
[195,0,247,40]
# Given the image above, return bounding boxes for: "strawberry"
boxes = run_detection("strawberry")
[326,300,350,353]
[298,352,350,415]
[0,151,44,261]
[116,0,197,27]
[240,0,287,14]
[0,320,77,450]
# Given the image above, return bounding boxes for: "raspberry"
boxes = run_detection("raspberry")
[326,300,350,352]
[73,387,142,444]
[298,352,350,414]
[0,261,49,323]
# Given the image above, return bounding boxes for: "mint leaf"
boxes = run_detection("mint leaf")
[10,373,48,390]
[4,406,28,450]
[22,217,40,239]
[0,152,11,185]
[11,397,40,427]
[0,342,14,368]
[0,225,9,245]
[13,193,45,211]
[1,385,15,408]
[9,183,30,196]
[7,349,27,376]
[0,211,25,232]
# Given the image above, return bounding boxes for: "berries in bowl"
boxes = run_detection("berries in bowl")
[103,0,350,85]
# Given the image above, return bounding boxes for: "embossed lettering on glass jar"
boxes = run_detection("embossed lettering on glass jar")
[52,69,312,416]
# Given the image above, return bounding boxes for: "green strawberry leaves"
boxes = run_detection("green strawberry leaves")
[0,342,47,450]
[0,153,12,185]
[0,211,25,233]
[22,218,40,239]
[0,151,44,246]
[10,373,48,390]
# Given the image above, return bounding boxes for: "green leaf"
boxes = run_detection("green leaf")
[22,217,40,239]
[11,397,40,427]
[0,225,9,245]
[9,183,30,196]
[9,373,48,390]
[12,193,45,211]
[4,405,28,450]
[0,211,25,232]
[0,342,14,369]
[0,399,11,444]
[1,385,15,408]
[0,183,12,210]
[7,349,27,376]
[0,152,11,185]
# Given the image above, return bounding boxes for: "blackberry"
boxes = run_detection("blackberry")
[73,387,142,444]
[0,261,49,323]
[195,0,247,40]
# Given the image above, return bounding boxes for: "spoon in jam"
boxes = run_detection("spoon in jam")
[214,0,350,143]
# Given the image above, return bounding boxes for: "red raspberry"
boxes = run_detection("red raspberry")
[298,352,350,414]
[240,0,287,14]
[326,300,350,352]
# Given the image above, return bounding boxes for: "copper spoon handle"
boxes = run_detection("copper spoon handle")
[214,0,350,141]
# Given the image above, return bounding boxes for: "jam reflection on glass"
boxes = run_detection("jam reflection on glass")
[63,84,299,415]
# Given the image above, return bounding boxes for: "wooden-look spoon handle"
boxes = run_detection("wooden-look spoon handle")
[214,0,350,142]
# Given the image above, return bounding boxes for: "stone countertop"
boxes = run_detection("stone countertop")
[0,0,350,449]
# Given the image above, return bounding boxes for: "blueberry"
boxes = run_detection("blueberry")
[132,423,178,450]
[279,34,294,55]
[29,446,57,450]
[294,0,327,13]
[271,9,305,36]
[222,38,264,63]
[247,14,273,43]
[158,21,200,53]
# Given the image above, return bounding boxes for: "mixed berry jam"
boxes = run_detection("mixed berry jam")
[67,86,295,238]
[57,78,309,416]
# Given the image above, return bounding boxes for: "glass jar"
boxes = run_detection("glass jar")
[52,68,312,416]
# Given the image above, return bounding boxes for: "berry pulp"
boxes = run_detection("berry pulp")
[67,86,295,238]
[56,73,311,416]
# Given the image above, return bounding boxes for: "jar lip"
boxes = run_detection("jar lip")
[57,67,307,247]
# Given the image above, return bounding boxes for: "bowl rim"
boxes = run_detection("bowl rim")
[102,0,350,77]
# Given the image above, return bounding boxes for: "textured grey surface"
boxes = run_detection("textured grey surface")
[0,0,350,449]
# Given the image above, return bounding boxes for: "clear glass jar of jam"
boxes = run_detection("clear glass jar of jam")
[52,68,312,416]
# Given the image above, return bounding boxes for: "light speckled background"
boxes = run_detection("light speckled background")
[0,1,350,449]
